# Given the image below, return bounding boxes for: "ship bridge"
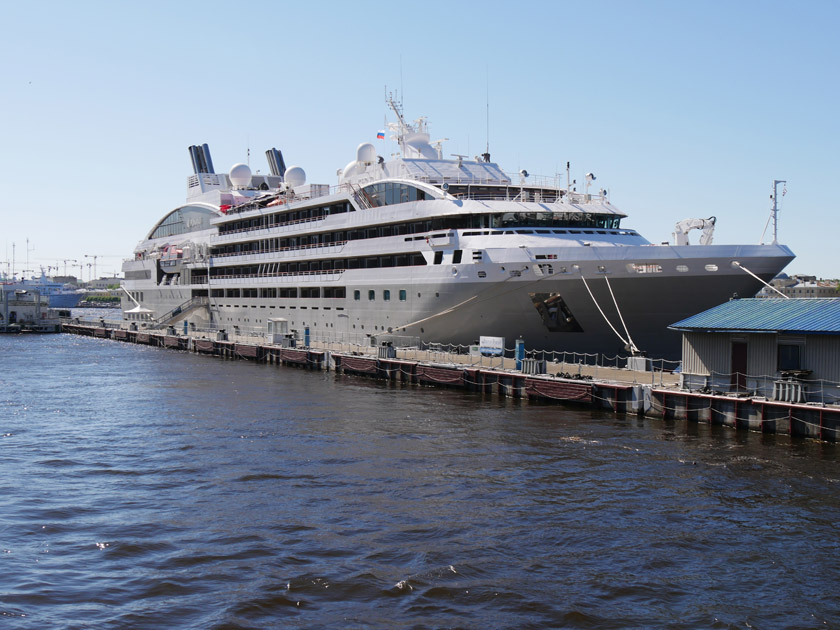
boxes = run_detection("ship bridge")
[386,157,511,186]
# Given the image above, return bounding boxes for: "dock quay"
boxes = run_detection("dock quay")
[60,321,840,443]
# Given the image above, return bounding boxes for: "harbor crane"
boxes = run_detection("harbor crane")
[84,254,123,280]
[84,254,99,280]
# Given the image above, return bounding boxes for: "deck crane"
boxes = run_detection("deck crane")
[672,216,716,246]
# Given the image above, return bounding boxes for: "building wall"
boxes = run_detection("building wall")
[681,332,727,376]
[803,335,840,382]
[681,331,840,402]
[747,334,776,377]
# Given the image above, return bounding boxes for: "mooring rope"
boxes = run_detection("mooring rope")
[604,275,639,354]
[577,270,633,351]
[731,261,789,298]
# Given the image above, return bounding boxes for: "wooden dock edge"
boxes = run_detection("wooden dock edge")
[61,324,840,442]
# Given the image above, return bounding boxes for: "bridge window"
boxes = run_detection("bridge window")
[361,182,427,207]
[149,205,216,239]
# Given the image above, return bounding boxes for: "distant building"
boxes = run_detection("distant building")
[670,298,840,404]
[757,273,840,298]
[86,276,122,290]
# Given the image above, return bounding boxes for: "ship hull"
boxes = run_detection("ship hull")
[48,292,84,308]
[122,243,793,361]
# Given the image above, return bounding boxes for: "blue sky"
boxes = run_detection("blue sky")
[1,0,837,280]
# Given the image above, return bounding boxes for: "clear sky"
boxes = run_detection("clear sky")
[1,0,837,280]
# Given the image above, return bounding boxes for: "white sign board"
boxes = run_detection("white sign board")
[479,336,505,357]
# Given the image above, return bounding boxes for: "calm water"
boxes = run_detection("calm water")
[2,333,839,629]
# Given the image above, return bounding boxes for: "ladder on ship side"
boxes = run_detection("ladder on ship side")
[346,182,375,209]
[151,296,209,329]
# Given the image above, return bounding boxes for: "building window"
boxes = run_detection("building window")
[778,344,801,371]
[383,290,390,301]
[399,289,407,301]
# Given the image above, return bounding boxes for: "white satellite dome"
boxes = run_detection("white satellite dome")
[229,163,252,188]
[285,166,306,188]
[341,159,359,182]
[356,142,377,164]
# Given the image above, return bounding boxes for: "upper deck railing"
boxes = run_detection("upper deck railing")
[219,171,605,217]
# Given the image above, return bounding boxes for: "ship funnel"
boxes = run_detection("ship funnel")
[265,148,287,178]
[201,144,214,173]
[188,145,201,174]
[188,144,216,174]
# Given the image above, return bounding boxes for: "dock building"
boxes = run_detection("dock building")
[670,298,840,404]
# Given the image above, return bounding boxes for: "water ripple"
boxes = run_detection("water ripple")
[1,334,839,629]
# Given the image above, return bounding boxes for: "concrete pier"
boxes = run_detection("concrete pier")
[60,322,840,442]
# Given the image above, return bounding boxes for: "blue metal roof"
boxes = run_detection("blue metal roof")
[669,298,840,334]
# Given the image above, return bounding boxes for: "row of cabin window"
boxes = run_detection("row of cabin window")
[210,287,347,299]
[212,211,623,255]
[354,289,407,302]
[217,203,351,235]
[212,219,443,256]
[206,254,427,279]
[205,287,408,301]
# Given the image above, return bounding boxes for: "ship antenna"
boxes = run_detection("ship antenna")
[484,72,491,162]
[386,91,408,155]
[771,179,786,245]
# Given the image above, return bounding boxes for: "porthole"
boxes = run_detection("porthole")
[676,265,689,272]
[705,264,719,272]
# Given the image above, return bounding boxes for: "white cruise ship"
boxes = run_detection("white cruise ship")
[121,102,794,359]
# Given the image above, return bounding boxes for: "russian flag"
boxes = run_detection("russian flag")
[376,131,385,140]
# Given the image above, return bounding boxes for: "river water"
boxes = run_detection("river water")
[2,333,839,629]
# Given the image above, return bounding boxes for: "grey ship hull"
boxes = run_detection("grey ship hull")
[124,243,793,361]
